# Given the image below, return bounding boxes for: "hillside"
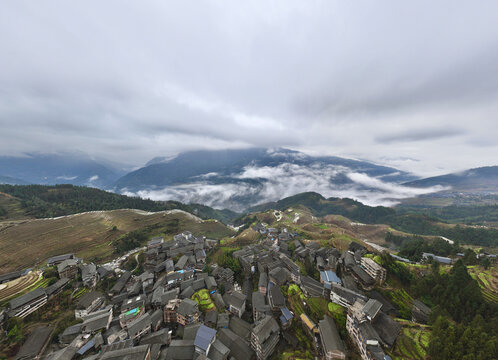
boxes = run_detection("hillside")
[243,192,498,248]
[0,209,233,274]
[0,184,238,223]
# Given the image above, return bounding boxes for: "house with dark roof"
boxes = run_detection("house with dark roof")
[330,284,367,308]
[109,271,131,296]
[267,285,285,310]
[163,339,194,360]
[251,316,280,360]
[217,313,230,329]
[362,299,383,322]
[229,316,252,341]
[252,292,271,322]
[205,276,217,290]
[217,328,255,360]
[412,299,431,324]
[80,263,98,287]
[361,258,386,284]
[75,291,106,318]
[45,277,69,298]
[268,267,290,286]
[100,344,151,360]
[140,327,172,346]
[224,291,246,318]
[8,287,47,318]
[81,311,112,334]
[300,276,324,297]
[318,316,346,360]
[205,310,218,328]
[177,298,199,325]
[127,312,152,343]
[212,293,226,311]
[207,339,230,360]
[15,326,52,360]
[57,259,79,279]
[350,265,375,289]
[46,254,74,266]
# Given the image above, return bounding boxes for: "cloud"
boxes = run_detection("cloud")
[375,127,465,144]
[125,163,446,211]
[0,1,498,176]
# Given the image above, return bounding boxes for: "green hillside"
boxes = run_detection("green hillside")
[0,184,238,223]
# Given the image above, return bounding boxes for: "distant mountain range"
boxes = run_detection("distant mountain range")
[1,149,497,211]
[112,148,422,211]
[0,153,127,188]
[404,166,498,192]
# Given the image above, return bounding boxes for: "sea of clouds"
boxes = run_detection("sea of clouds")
[124,163,447,211]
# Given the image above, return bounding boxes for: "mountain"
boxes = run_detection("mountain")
[0,175,30,185]
[113,147,421,211]
[0,153,125,188]
[0,184,238,223]
[404,166,498,192]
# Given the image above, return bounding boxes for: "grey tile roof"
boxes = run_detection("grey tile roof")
[15,326,52,360]
[45,277,69,297]
[252,316,279,344]
[229,317,252,340]
[184,323,202,340]
[362,299,383,320]
[207,339,230,360]
[223,291,246,309]
[216,313,229,329]
[217,328,254,360]
[100,344,151,360]
[82,312,111,333]
[177,298,199,317]
[9,287,46,311]
[258,272,268,288]
[372,312,401,348]
[140,328,170,345]
[180,286,194,299]
[318,316,345,355]
[165,340,195,360]
[127,313,151,339]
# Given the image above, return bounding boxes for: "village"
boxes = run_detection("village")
[0,224,438,360]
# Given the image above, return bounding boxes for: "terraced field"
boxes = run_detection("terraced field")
[0,271,42,303]
[0,209,232,274]
[468,265,498,304]
[390,322,430,360]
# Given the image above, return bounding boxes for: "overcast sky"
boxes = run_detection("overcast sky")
[1,1,497,176]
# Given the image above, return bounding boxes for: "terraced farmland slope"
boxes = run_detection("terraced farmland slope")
[468,265,498,304]
[0,209,233,274]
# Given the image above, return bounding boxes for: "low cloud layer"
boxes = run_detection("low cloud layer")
[1,1,498,177]
[125,163,447,211]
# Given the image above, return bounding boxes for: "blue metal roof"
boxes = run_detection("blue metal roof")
[281,307,294,321]
[194,324,216,351]
[77,338,95,355]
[320,270,342,285]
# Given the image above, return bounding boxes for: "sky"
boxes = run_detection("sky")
[1,1,498,177]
